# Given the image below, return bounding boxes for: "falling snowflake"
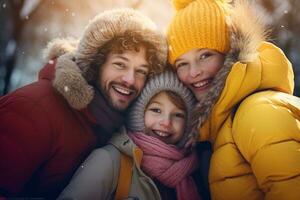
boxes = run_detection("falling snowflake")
[280,25,285,28]
[48,60,54,65]
[2,3,6,8]
[65,8,69,12]
[44,27,48,32]
[64,86,69,92]
[284,10,288,14]
[25,15,29,20]
[71,12,76,17]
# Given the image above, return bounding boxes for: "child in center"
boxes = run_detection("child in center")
[58,70,210,200]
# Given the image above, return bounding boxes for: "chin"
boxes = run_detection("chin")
[195,90,210,101]
[112,103,128,111]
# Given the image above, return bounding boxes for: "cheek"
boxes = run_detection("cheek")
[176,70,189,84]
[135,78,146,91]
[174,120,185,136]
[205,63,221,77]
[99,65,113,84]
[144,113,154,129]
[98,70,107,89]
[209,59,223,75]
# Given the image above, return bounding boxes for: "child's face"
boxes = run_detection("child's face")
[144,92,186,145]
[174,48,225,101]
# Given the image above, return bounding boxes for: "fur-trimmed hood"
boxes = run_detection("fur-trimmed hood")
[191,0,294,142]
[43,8,168,110]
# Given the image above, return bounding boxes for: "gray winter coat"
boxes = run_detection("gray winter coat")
[58,127,161,200]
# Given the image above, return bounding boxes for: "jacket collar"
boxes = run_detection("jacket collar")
[191,0,292,142]
[109,128,144,167]
[38,54,125,134]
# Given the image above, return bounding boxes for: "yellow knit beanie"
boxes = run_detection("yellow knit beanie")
[167,0,230,65]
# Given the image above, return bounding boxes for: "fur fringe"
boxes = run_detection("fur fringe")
[52,53,94,109]
[193,0,269,130]
[43,38,78,62]
[229,0,269,62]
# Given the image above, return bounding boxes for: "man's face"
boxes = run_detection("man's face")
[98,46,150,111]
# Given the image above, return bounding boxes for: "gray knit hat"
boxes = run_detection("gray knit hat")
[127,70,197,148]
[76,8,168,82]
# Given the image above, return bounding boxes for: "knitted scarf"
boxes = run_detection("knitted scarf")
[129,132,201,200]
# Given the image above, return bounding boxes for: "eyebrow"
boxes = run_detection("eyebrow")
[148,101,162,106]
[174,49,204,63]
[174,58,183,64]
[113,55,129,61]
[139,64,150,70]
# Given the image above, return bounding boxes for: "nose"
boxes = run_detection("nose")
[189,63,203,78]
[159,116,171,128]
[122,69,135,86]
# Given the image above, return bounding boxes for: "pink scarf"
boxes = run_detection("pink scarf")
[129,132,201,200]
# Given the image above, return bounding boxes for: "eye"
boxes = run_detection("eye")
[176,62,188,69]
[113,62,125,69]
[174,112,185,119]
[199,53,212,60]
[149,107,161,114]
[136,69,149,76]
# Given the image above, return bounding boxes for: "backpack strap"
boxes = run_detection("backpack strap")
[114,152,133,200]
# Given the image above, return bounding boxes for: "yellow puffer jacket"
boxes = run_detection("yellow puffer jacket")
[198,41,300,200]
[192,2,300,200]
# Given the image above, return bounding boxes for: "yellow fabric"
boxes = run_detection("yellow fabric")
[199,42,300,200]
[114,147,143,200]
[115,153,133,200]
[133,147,143,167]
[167,0,230,65]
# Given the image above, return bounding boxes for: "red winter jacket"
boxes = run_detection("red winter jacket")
[0,61,98,198]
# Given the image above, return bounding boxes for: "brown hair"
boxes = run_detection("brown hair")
[87,31,163,83]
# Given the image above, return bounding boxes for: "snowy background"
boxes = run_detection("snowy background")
[0,0,299,96]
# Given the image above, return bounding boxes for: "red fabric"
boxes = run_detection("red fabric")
[129,132,201,200]
[0,62,97,198]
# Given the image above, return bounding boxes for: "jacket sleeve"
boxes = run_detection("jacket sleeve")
[0,93,53,195]
[232,92,300,200]
[58,147,120,200]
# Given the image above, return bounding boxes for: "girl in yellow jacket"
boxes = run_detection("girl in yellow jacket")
[167,0,300,199]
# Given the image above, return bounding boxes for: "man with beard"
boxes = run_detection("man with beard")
[0,8,167,199]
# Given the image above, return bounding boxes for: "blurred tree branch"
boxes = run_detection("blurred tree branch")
[1,0,43,95]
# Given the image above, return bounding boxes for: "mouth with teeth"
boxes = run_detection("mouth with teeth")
[152,130,172,138]
[111,84,135,100]
[192,78,213,90]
